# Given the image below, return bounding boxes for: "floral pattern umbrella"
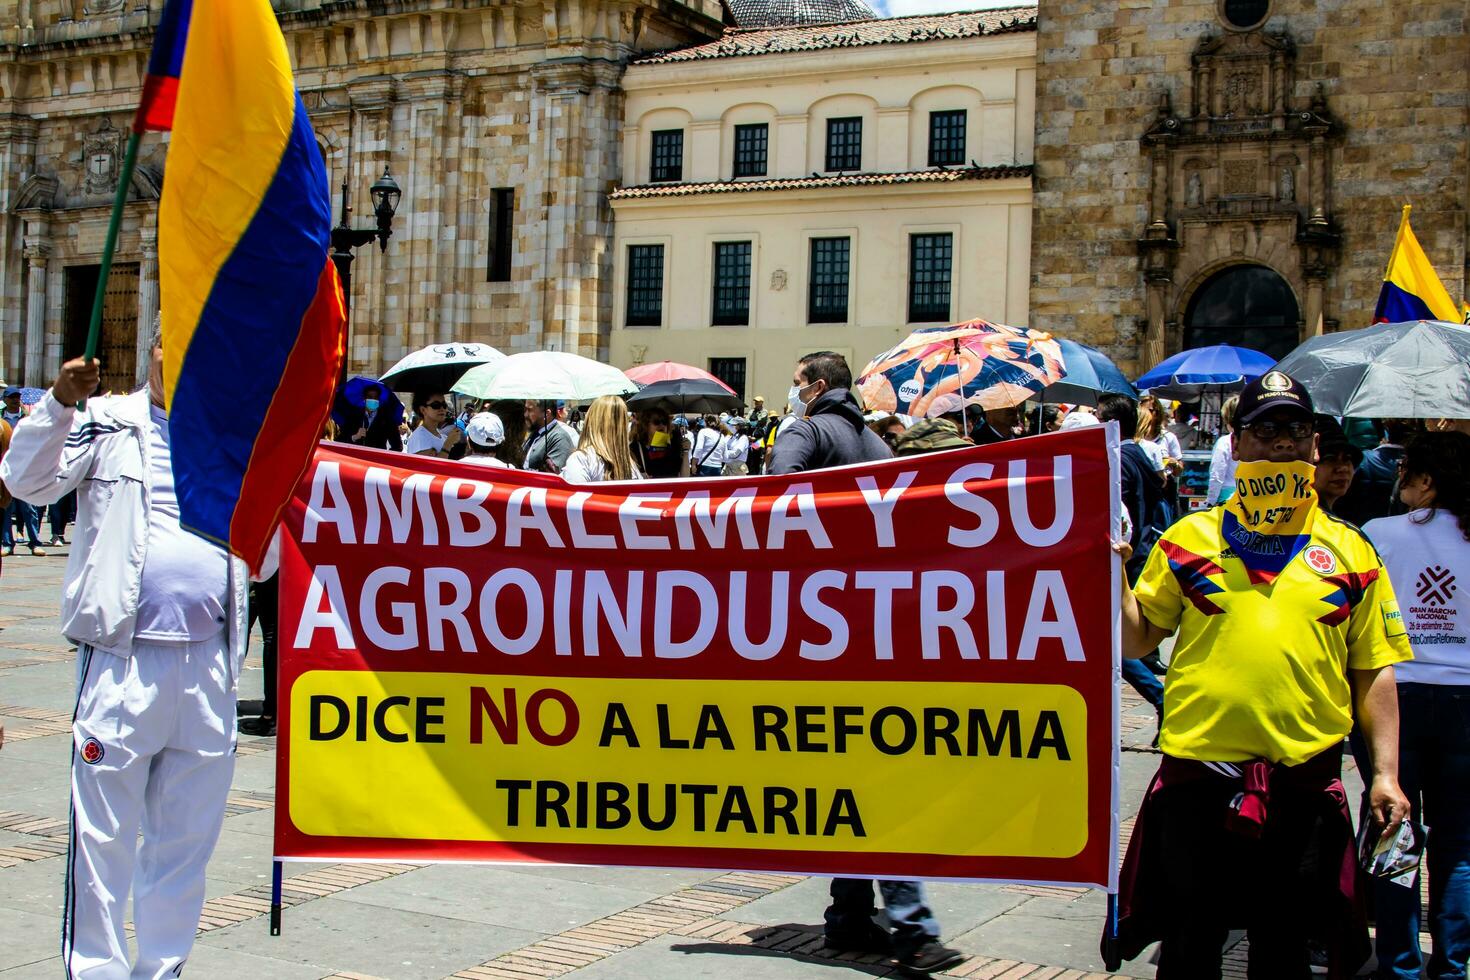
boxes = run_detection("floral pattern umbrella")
[858,319,1066,417]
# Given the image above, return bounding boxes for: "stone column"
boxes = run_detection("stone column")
[135,226,158,386]
[1143,275,1169,370]
[22,221,50,387]
[527,59,621,358]
[1303,278,1325,339]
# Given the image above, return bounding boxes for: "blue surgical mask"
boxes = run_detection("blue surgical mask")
[364,398,380,411]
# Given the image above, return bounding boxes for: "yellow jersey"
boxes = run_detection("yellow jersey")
[1134,507,1412,766]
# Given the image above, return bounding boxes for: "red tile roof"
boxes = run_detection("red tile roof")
[610,164,1033,200]
[632,6,1037,65]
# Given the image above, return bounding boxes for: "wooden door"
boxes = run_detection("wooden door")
[99,264,139,395]
[63,263,139,395]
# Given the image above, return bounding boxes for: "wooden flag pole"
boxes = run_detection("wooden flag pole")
[78,130,142,407]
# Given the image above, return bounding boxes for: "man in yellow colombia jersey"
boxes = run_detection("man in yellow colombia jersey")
[1109,370,1412,979]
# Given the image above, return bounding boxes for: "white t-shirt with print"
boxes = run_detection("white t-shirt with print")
[1365,509,1470,685]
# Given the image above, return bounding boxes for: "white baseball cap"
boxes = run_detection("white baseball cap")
[1059,410,1100,430]
[466,412,504,448]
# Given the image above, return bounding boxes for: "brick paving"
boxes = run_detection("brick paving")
[0,548,1391,979]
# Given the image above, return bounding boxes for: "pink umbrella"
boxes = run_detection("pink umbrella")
[624,360,735,394]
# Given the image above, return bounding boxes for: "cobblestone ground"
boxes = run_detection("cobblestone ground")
[0,549,1385,979]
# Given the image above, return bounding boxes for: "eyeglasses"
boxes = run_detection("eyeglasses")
[424,401,448,410]
[1243,419,1314,440]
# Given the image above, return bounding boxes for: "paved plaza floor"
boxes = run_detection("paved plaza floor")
[0,548,1363,979]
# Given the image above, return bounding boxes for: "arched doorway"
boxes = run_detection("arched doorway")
[1183,264,1301,361]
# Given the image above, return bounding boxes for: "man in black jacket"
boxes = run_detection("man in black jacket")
[766,352,962,974]
[1097,393,1168,728]
[766,351,890,475]
[339,383,403,452]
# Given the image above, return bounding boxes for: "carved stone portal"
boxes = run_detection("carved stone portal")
[1138,24,1341,366]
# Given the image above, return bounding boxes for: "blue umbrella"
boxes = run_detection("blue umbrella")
[332,376,403,427]
[16,387,46,406]
[1136,344,1275,399]
[1045,340,1137,404]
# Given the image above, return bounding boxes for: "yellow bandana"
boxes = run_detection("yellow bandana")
[1222,459,1319,583]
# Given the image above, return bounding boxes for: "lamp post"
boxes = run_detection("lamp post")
[330,166,401,383]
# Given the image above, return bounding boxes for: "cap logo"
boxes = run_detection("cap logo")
[1261,371,1292,392]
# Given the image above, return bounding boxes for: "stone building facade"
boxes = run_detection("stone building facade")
[609,8,1037,405]
[0,0,720,390]
[1030,0,1470,372]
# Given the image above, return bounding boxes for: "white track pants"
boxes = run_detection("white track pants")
[63,636,237,980]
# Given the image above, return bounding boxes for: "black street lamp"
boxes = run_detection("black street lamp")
[331,166,401,382]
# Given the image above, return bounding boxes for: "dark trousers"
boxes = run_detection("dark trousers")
[3,498,41,549]
[46,491,75,541]
[1374,684,1470,980]
[248,574,280,718]
[1153,776,1339,978]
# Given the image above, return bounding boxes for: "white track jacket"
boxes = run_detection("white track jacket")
[0,389,257,662]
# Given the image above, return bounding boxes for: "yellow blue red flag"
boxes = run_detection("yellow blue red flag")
[1373,205,1460,324]
[139,0,345,571]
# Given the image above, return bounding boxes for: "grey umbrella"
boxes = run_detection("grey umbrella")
[626,379,743,417]
[1273,319,1470,418]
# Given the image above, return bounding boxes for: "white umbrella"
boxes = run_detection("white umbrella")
[380,342,505,393]
[453,351,637,402]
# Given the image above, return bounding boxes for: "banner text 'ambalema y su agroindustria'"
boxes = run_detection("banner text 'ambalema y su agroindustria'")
[274,426,1122,889]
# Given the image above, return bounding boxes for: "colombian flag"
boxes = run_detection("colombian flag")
[1373,205,1461,324]
[137,0,346,571]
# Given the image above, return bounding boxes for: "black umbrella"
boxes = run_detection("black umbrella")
[626,379,743,416]
[1273,319,1470,418]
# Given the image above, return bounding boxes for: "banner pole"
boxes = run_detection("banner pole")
[269,859,283,935]
[1102,891,1121,970]
[78,130,142,408]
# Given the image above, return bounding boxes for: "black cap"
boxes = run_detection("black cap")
[1237,370,1313,425]
[1314,414,1363,464]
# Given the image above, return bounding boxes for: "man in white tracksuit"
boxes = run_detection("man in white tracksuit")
[2,330,259,979]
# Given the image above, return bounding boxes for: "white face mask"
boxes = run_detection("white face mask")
[787,381,815,419]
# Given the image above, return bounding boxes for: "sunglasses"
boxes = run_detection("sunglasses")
[1244,419,1314,440]
[424,401,448,410]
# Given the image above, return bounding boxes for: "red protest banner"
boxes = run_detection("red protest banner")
[274,426,1121,888]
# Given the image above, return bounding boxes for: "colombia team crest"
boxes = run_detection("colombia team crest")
[1303,545,1338,575]
[80,737,105,765]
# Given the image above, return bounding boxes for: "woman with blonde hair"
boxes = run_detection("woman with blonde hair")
[562,395,641,483]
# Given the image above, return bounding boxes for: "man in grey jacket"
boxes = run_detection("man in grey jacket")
[766,352,963,974]
[766,351,891,475]
[2,329,257,980]
[523,399,576,473]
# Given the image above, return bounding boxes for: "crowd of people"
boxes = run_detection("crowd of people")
[0,332,1466,979]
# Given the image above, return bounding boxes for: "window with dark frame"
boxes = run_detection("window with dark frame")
[707,358,747,402]
[650,129,684,183]
[733,123,768,178]
[487,187,515,282]
[808,237,850,323]
[908,233,953,323]
[825,117,863,172]
[625,244,665,327]
[928,110,967,167]
[711,241,752,326]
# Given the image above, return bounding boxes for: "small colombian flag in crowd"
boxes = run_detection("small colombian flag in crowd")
[135,0,347,572]
[1372,205,1462,325]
